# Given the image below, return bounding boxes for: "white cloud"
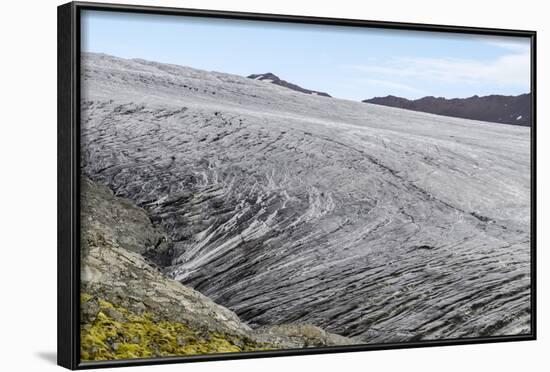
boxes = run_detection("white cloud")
[480,36,531,53]
[359,79,427,96]
[345,49,530,90]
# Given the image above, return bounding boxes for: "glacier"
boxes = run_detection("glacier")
[80,52,531,343]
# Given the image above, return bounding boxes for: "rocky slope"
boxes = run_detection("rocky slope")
[363,94,531,126]
[80,176,357,361]
[248,72,331,97]
[81,52,531,344]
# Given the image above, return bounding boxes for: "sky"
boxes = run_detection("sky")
[81,10,531,101]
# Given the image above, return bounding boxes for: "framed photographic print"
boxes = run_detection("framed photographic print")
[57,1,536,369]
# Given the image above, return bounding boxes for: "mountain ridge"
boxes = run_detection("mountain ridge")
[248,72,332,97]
[363,93,531,126]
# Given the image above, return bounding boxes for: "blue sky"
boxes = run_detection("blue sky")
[81,10,531,101]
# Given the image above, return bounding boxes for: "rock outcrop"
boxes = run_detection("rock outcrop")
[80,176,356,361]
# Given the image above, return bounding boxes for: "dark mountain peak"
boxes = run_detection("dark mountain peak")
[247,73,332,98]
[248,72,280,81]
[363,93,531,126]
[367,95,409,105]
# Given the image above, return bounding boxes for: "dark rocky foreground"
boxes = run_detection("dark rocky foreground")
[80,53,531,345]
[80,177,355,360]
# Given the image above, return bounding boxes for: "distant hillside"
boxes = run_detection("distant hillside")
[363,93,531,126]
[248,72,331,97]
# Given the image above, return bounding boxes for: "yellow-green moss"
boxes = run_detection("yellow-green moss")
[80,294,275,361]
[80,293,93,303]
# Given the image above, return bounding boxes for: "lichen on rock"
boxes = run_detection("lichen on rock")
[80,294,273,360]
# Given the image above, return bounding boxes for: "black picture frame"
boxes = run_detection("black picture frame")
[58,1,537,369]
